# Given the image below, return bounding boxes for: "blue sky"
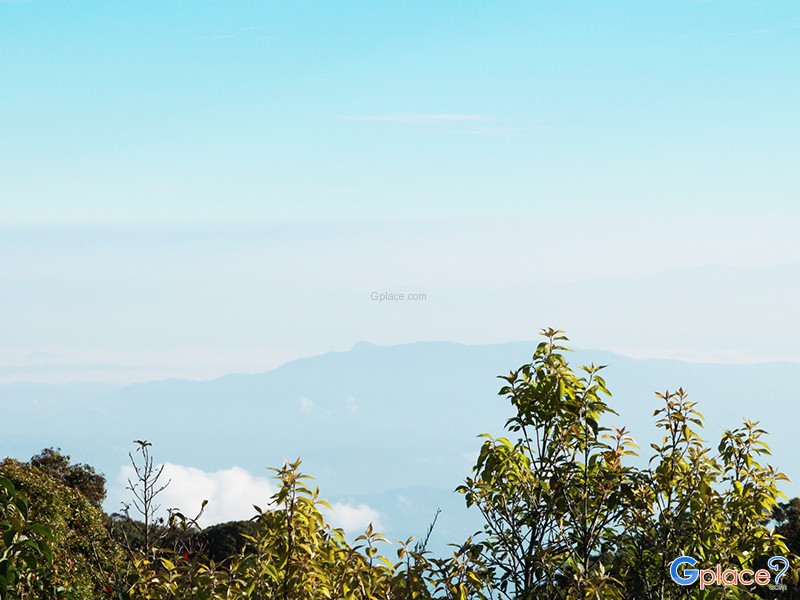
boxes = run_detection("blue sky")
[4,0,800,533]
[2,1,800,381]
[2,0,799,223]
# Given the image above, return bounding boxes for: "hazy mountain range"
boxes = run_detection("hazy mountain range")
[3,340,799,552]
[3,262,800,384]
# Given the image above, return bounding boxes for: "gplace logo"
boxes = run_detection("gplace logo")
[670,556,790,591]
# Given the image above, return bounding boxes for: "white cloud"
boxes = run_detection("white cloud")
[118,463,274,526]
[325,502,384,533]
[115,463,383,534]
[298,396,315,413]
[0,344,313,385]
[343,114,491,124]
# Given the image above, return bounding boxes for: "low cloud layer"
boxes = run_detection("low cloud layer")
[116,463,382,533]
[325,502,383,533]
[118,463,274,525]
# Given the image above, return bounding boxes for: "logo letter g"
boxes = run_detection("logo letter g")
[670,556,699,586]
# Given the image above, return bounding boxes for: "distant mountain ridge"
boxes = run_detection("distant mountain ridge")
[2,340,799,548]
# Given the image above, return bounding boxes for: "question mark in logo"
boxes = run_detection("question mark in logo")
[768,556,790,585]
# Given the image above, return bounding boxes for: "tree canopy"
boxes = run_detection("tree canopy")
[1,329,796,599]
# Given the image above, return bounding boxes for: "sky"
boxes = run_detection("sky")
[3,0,800,534]
[2,0,800,381]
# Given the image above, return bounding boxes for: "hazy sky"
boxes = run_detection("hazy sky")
[2,1,799,381]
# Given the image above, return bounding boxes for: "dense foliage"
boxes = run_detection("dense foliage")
[30,448,107,509]
[1,329,796,598]
[459,329,794,599]
[0,457,119,599]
